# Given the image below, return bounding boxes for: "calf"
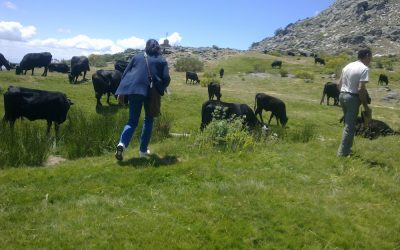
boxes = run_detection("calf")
[254,93,288,126]
[378,74,389,85]
[186,71,200,84]
[48,63,70,73]
[207,82,221,101]
[355,111,398,140]
[3,86,73,134]
[68,56,90,84]
[92,69,122,106]
[320,82,339,106]
[200,100,258,131]
[15,52,52,76]
[314,57,325,65]
[0,53,11,70]
[219,68,224,78]
[271,60,282,68]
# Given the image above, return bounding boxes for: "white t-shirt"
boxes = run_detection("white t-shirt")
[340,60,369,94]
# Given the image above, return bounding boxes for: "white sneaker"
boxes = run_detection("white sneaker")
[139,149,151,158]
[115,144,125,161]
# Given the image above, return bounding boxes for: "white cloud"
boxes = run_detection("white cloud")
[159,32,182,46]
[314,10,321,16]
[3,1,16,9]
[0,21,36,41]
[116,36,146,50]
[1,27,183,61]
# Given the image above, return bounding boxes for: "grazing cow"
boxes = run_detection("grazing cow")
[314,57,325,65]
[186,71,200,84]
[287,51,296,56]
[299,52,308,57]
[200,100,259,131]
[378,74,389,85]
[114,60,129,74]
[219,68,224,78]
[15,52,52,76]
[320,82,340,106]
[68,56,90,84]
[254,93,288,127]
[207,82,221,101]
[355,111,398,140]
[48,63,70,73]
[271,60,282,68]
[0,53,11,71]
[92,69,122,107]
[3,86,73,134]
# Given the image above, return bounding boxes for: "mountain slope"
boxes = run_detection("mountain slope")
[251,0,400,55]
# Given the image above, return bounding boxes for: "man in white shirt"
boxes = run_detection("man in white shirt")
[337,48,372,157]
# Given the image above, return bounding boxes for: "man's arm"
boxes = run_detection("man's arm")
[358,81,370,112]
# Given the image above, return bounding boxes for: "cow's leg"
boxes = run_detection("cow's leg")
[31,68,34,75]
[46,120,52,134]
[268,113,274,125]
[327,97,330,106]
[107,93,111,104]
[54,123,60,137]
[43,66,48,76]
[83,71,87,80]
[96,93,102,106]
[255,108,264,124]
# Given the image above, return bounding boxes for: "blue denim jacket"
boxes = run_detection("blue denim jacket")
[115,52,170,97]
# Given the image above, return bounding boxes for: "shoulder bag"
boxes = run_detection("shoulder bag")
[144,52,161,117]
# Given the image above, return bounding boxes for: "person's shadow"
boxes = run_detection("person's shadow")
[117,154,179,168]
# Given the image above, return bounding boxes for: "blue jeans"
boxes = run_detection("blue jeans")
[337,93,360,156]
[118,94,154,153]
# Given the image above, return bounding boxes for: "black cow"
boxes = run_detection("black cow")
[355,111,398,140]
[92,69,122,107]
[208,82,221,101]
[314,57,325,65]
[219,68,224,78]
[271,60,282,68]
[186,71,200,84]
[378,74,389,85]
[114,60,129,74]
[3,86,73,134]
[15,52,52,76]
[254,93,288,127]
[48,63,70,73]
[320,82,339,106]
[68,56,90,84]
[287,51,296,56]
[200,100,258,131]
[0,53,11,71]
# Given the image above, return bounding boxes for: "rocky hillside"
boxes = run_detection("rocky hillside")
[251,0,400,56]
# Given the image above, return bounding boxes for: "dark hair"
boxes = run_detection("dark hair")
[358,48,372,59]
[145,39,160,56]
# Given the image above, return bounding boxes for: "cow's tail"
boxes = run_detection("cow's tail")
[320,85,326,105]
[254,94,258,112]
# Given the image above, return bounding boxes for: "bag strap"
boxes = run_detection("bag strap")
[144,52,153,88]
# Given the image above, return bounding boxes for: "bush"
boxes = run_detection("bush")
[294,70,314,80]
[280,69,289,77]
[0,122,52,167]
[152,112,173,142]
[174,57,204,72]
[195,108,255,151]
[200,72,220,87]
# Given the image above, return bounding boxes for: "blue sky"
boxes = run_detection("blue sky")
[1,0,335,62]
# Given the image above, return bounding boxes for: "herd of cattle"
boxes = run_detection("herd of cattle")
[0,51,397,139]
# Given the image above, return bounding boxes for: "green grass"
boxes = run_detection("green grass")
[0,54,400,249]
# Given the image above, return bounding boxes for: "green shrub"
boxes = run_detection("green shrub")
[195,108,255,151]
[59,109,126,159]
[294,70,314,80]
[280,69,289,77]
[152,112,173,142]
[174,57,204,72]
[286,123,317,143]
[0,122,51,167]
[200,72,220,87]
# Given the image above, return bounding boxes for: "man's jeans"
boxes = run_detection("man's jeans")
[337,93,360,157]
[118,94,153,153]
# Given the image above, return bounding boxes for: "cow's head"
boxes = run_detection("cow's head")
[280,116,289,127]
[15,66,22,75]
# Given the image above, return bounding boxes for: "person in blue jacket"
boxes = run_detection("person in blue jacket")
[115,39,170,161]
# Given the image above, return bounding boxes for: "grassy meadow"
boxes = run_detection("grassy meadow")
[0,52,400,249]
